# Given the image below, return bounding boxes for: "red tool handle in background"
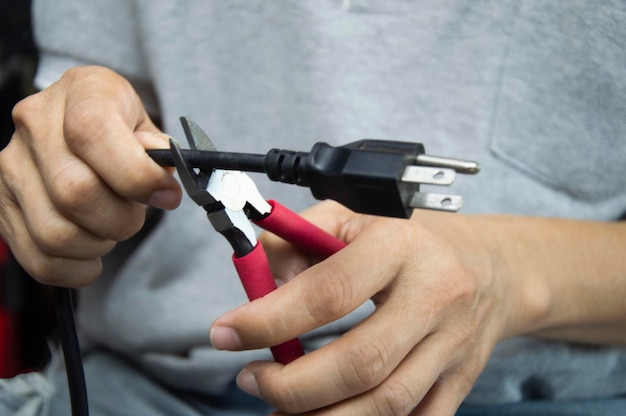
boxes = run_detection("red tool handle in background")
[0,239,18,378]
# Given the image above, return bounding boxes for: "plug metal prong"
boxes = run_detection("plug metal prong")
[409,192,463,212]
[416,154,480,175]
[402,166,456,186]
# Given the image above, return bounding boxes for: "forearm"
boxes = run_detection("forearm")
[488,215,626,345]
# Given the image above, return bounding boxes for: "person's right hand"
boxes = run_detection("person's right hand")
[0,65,182,287]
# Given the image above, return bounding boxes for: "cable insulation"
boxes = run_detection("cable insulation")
[54,287,89,416]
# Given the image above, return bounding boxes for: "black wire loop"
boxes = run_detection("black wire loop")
[54,287,89,416]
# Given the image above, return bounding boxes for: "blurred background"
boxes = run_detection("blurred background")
[1,0,56,379]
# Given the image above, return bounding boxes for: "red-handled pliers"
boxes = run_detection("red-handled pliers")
[170,117,346,364]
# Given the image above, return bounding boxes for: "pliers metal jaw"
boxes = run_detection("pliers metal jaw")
[170,119,270,257]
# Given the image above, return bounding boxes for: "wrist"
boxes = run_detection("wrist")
[474,215,552,341]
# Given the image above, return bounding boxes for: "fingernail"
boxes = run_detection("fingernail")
[236,370,260,398]
[148,188,180,210]
[210,326,242,350]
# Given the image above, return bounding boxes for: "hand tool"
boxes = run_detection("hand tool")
[171,117,348,364]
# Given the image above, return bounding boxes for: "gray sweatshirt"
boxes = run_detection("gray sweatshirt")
[32,0,626,405]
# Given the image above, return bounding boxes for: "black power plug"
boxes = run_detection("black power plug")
[148,139,479,218]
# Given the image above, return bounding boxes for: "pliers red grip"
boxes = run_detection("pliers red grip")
[170,117,346,364]
[232,200,346,364]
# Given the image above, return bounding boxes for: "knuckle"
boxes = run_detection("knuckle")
[63,100,101,147]
[64,65,95,79]
[252,371,308,414]
[113,166,155,202]
[27,257,64,285]
[49,165,101,216]
[26,254,101,288]
[302,265,354,325]
[63,65,119,87]
[32,217,82,255]
[11,94,43,130]
[11,97,32,124]
[373,380,418,416]
[425,254,479,313]
[268,386,308,414]
[49,166,146,241]
[342,337,389,392]
[9,216,108,287]
[449,267,478,304]
[107,204,146,240]
[63,65,91,81]
[29,213,117,260]
[64,98,91,128]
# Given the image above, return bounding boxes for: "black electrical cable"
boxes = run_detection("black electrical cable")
[50,209,165,416]
[54,287,89,416]
[147,148,266,173]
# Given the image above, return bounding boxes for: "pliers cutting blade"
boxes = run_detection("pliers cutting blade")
[170,117,346,364]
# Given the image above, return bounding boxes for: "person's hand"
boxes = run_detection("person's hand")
[0,65,181,287]
[210,201,545,415]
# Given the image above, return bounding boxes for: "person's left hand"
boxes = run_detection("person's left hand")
[209,201,537,415]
